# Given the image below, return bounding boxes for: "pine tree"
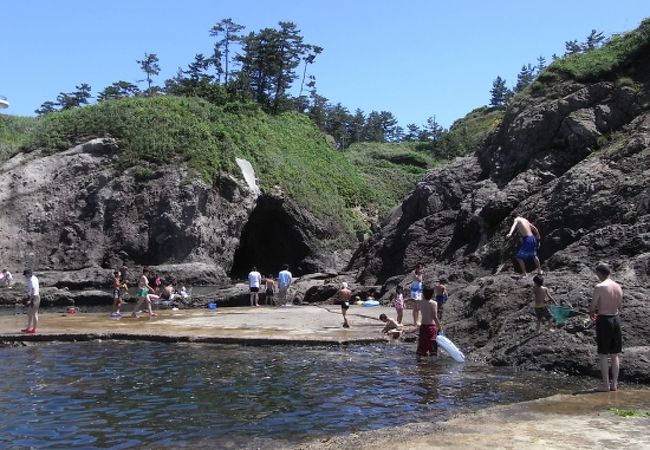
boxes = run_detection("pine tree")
[137,52,160,95]
[348,109,366,144]
[426,116,444,142]
[97,81,140,101]
[35,101,58,115]
[514,64,535,92]
[584,29,605,50]
[564,40,582,55]
[298,44,323,98]
[403,124,421,142]
[55,84,92,110]
[490,76,509,106]
[210,18,245,84]
[536,56,547,73]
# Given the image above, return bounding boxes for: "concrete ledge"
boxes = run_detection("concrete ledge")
[0,332,386,346]
[0,304,394,346]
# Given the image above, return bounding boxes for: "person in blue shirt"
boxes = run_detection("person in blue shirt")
[277,264,293,306]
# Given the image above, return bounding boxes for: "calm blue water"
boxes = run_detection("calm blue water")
[0,341,590,449]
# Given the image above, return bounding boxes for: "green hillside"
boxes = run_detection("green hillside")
[0,114,37,163]
[436,106,505,157]
[9,96,443,238]
[346,142,438,219]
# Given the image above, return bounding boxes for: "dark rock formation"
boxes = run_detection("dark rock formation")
[0,138,348,290]
[349,56,650,380]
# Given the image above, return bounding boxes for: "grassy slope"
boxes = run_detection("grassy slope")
[14,96,443,240]
[548,18,650,81]
[345,142,438,219]
[0,114,37,163]
[441,106,505,156]
[523,17,650,99]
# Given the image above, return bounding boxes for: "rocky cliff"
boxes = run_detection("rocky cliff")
[350,28,650,381]
[0,137,343,289]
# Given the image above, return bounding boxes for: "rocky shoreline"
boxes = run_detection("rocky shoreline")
[295,389,650,450]
[2,22,650,391]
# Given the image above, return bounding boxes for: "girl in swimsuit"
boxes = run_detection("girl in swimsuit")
[394,285,405,324]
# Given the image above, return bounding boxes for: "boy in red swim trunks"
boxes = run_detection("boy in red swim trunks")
[415,286,442,359]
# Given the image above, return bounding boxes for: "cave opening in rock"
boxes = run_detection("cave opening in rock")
[230,196,312,280]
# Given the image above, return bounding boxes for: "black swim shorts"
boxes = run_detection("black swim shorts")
[596,315,622,354]
[534,306,552,321]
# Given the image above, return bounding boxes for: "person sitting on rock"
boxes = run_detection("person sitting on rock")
[507,216,543,277]
[379,313,402,338]
[0,269,13,288]
[160,281,182,306]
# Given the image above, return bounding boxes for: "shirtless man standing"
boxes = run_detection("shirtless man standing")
[132,267,158,318]
[589,262,623,392]
[415,287,443,359]
[338,282,352,328]
[507,216,542,277]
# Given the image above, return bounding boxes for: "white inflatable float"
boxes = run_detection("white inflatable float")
[437,333,465,362]
[362,299,379,307]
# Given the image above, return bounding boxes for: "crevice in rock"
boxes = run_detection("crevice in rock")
[230,195,311,280]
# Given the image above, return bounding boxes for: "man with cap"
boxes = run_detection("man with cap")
[22,268,40,334]
[338,282,352,328]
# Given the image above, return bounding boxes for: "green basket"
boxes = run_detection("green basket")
[549,305,573,325]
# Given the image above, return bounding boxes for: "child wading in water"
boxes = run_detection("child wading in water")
[532,275,558,331]
[408,286,442,359]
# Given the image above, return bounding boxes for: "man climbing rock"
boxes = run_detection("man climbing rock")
[507,216,542,277]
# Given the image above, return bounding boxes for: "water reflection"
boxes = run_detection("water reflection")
[0,341,590,449]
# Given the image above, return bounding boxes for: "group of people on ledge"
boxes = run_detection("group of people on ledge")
[247,264,294,307]
[111,266,191,319]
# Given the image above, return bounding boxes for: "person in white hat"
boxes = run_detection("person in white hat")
[338,282,352,328]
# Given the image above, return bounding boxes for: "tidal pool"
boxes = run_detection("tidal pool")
[0,341,591,449]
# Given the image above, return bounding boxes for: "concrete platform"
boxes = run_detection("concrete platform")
[0,304,395,345]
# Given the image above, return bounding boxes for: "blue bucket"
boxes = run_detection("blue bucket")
[208,302,217,310]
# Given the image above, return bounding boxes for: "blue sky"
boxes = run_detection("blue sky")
[2,0,648,128]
